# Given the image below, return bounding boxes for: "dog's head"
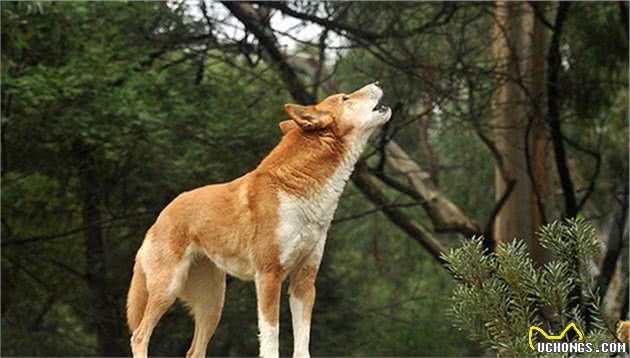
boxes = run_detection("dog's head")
[279,83,391,137]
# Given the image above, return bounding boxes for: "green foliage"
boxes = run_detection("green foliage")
[1,2,288,356]
[443,218,613,356]
[1,2,479,356]
[323,188,482,356]
[1,1,626,357]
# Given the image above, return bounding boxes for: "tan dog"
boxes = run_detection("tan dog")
[126,83,391,358]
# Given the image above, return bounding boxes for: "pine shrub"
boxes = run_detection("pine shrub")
[442,217,618,357]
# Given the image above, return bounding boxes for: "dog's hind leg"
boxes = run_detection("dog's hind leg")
[180,257,226,358]
[130,245,193,358]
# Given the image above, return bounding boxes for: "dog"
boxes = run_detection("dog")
[126,83,391,358]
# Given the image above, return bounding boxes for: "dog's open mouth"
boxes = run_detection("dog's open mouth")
[373,102,388,113]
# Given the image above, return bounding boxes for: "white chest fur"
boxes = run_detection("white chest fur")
[276,132,371,270]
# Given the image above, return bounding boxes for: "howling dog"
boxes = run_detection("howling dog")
[126,83,391,358]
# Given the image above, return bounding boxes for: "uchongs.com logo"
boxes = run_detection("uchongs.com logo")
[528,322,627,354]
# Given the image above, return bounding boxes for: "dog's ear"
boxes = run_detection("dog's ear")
[279,120,299,134]
[284,104,333,131]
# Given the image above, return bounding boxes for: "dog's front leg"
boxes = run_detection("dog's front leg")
[289,263,318,358]
[256,271,281,358]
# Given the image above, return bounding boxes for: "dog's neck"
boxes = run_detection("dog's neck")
[257,127,375,199]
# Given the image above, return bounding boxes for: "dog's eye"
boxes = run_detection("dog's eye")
[342,95,350,101]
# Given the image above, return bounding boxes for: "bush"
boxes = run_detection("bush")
[442,217,618,356]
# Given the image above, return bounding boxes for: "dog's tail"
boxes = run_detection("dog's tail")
[126,259,148,332]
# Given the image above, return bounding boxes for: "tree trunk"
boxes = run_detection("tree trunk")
[73,143,125,356]
[492,1,552,261]
[546,2,576,218]
[598,184,629,313]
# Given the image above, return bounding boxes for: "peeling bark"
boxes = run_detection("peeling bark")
[383,141,480,237]
[492,2,553,262]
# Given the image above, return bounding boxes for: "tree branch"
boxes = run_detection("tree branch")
[352,164,447,265]
[382,141,481,236]
[527,1,555,30]
[332,202,423,224]
[256,2,458,41]
[221,1,316,104]
[547,2,577,218]
[1,212,155,247]
[483,179,516,239]
[619,1,629,40]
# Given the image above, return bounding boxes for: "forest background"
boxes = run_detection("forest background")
[1,1,628,356]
